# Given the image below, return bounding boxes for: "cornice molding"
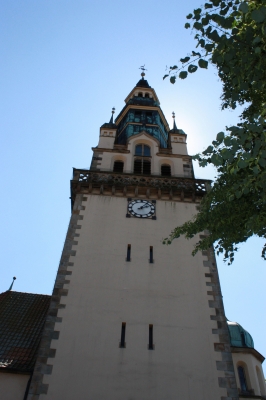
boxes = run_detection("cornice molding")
[231,346,265,363]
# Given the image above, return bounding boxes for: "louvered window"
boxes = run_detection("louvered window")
[161,165,171,176]
[134,159,151,175]
[113,161,124,173]
[134,144,151,175]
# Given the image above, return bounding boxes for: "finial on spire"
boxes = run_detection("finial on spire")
[172,112,178,130]
[8,276,16,291]
[109,107,115,124]
[139,65,148,79]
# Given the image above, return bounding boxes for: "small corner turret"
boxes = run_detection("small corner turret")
[98,107,117,150]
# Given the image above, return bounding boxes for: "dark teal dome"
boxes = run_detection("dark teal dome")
[227,320,254,348]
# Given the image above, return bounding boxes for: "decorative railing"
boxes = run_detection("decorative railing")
[72,169,210,194]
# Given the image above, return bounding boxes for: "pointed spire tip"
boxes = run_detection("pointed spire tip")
[8,276,16,291]
[109,107,115,123]
[172,112,178,130]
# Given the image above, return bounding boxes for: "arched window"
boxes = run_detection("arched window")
[238,366,248,393]
[135,144,150,157]
[145,93,149,98]
[138,92,143,97]
[256,366,265,395]
[161,165,171,176]
[113,161,124,173]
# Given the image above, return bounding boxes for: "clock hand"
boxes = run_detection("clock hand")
[138,204,150,210]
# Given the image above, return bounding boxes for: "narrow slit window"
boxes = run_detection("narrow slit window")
[149,246,153,263]
[120,322,126,348]
[134,159,142,174]
[148,324,154,350]
[126,244,131,262]
[135,111,141,122]
[238,366,248,392]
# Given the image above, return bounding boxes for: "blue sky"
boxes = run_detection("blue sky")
[0,1,265,372]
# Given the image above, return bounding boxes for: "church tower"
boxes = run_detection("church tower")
[28,74,239,400]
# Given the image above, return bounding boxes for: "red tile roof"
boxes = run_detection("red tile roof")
[0,291,51,373]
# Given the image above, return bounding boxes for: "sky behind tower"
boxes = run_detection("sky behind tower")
[0,0,265,372]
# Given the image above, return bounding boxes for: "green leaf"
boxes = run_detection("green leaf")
[224,136,232,146]
[179,71,188,79]
[198,59,208,69]
[188,64,198,73]
[192,51,201,57]
[201,17,209,25]
[163,74,169,80]
[253,166,260,175]
[251,8,266,23]
[211,0,221,6]
[216,131,224,141]
[258,158,266,167]
[204,3,213,8]
[198,39,205,47]
[180,56,190,63]
[253,37,261,44]
[211,154,223,166]
[239,2,248,13]
[238,159,247,169]
[194,8,202,14]
[202,145,213,154]
[170,65,177,70]
[208,29,220,42]
[194,22,203,30]
[205,43,214,52]
[170,76,176,84]
[186,13,193,19]
[185,23,191,29]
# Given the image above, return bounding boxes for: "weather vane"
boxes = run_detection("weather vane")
[139,65,148,79]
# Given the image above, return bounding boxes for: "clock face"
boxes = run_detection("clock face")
[128,200,155,218]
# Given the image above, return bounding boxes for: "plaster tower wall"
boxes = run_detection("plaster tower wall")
[27,77,238,400]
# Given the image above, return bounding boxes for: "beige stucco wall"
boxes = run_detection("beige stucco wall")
[40,195,228,400]
[0,372,29,400]
[232,352,266,396]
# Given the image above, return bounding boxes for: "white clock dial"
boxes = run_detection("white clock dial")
[128,200,155,218]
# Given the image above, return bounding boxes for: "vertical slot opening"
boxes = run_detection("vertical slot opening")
[120,322,126,348]
[148,324,154,350]
[126,244,131,262]
[149,246,153,263]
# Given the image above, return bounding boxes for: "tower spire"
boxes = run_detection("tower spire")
[172,112,178,130]
[8,276,16,291]
[109,107,115,123]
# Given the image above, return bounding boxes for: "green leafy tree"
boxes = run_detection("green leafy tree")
[163,0,266,263]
